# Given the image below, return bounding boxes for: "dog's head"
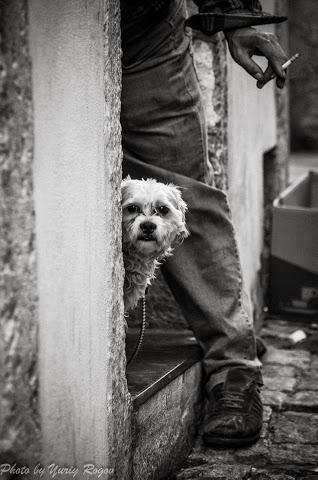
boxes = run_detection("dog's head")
[121,177,189,258]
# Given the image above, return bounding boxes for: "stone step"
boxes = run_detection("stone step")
[126,329,203,480]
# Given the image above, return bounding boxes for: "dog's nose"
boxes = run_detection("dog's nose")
[140,221,157,234]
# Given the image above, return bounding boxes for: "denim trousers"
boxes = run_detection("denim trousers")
[121,0,262,392]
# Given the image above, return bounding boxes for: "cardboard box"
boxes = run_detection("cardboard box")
[269,171,318,316]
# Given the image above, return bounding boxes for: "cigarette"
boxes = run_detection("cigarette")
[268,53,300,81]
[282,53,300,70]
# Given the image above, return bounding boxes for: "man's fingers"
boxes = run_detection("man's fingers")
[225,28,288,88]
[257,61,286,89]
[255,33,287,88]
[276,75,286,89]
[265,58,286,87]
[234,50,265,82]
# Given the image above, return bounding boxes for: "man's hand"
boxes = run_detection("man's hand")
[225,27,288,89]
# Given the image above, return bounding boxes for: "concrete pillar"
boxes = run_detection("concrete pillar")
[28,0,131,477]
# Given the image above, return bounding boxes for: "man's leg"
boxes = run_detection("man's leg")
[121,0,263,445]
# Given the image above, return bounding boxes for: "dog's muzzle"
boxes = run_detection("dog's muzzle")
[139,221,157,241]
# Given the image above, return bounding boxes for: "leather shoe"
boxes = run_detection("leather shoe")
[203,368,263,447]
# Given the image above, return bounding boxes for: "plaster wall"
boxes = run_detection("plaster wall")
[227,48,276,296]
[29,0,130,476]
[226,0,277,298]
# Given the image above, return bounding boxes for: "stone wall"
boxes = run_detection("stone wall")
[0,0,40,465]
[289,0,318,150]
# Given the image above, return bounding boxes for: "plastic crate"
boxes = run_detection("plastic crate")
[269,171,318,316]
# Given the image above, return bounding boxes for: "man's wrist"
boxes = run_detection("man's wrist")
[224,29,236,40]
[224,26,254,41]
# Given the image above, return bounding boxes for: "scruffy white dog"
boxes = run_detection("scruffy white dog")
[122,177,189,312]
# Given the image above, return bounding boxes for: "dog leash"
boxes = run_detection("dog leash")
[126,293,147,366]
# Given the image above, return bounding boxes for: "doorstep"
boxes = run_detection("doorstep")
[126,329,204,480]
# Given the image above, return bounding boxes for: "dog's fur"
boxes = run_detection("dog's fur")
[122,177,189,311]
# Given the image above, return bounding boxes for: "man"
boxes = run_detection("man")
[120,0,287,447]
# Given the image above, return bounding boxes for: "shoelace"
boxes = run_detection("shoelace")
[216,391,246,412]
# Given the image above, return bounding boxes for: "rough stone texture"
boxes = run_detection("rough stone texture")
[286,391,318,413]
[262,347,311,372]
[187,441,238,466]
[311,355,318,371]
[192,31,228,191]
[187,1,229,191]
[0,0,40,465]
[262,362,299,393]
[262,376,297,393]
[270,444,318,466]
[271,412,318,444]
[261,390,289,411]
[176,317,318,479]
[132,363,203,480]
[262,365,298,380]
[297,379,318,391]
[177,465,298,480]
[235,439,271,466]
[103,2,133,478]
[297,356,318,390]
[103,3,134,477]
[289,0,318,150]
[177,464,253,480]
[263,406,272,423]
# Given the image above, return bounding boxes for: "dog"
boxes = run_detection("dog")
[122,177,189,312]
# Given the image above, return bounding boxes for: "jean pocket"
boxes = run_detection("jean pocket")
[165,0,186,28]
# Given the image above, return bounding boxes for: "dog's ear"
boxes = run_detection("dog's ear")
[173,225,190,247]
[168,184,188,221]
[121,176,132,203]
[168,184,189,245]
[121,175,131,189]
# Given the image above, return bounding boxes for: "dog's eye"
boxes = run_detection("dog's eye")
[127,205,141,213]
[158,206,169,215]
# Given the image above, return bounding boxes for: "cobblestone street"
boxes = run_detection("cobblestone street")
[176,317,318,480]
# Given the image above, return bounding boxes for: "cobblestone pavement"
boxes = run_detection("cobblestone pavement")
[175,317,318,480]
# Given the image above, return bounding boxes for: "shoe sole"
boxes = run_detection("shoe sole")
[202,429,262,448]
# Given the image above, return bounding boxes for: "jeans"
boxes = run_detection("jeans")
[121,0,262,392]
